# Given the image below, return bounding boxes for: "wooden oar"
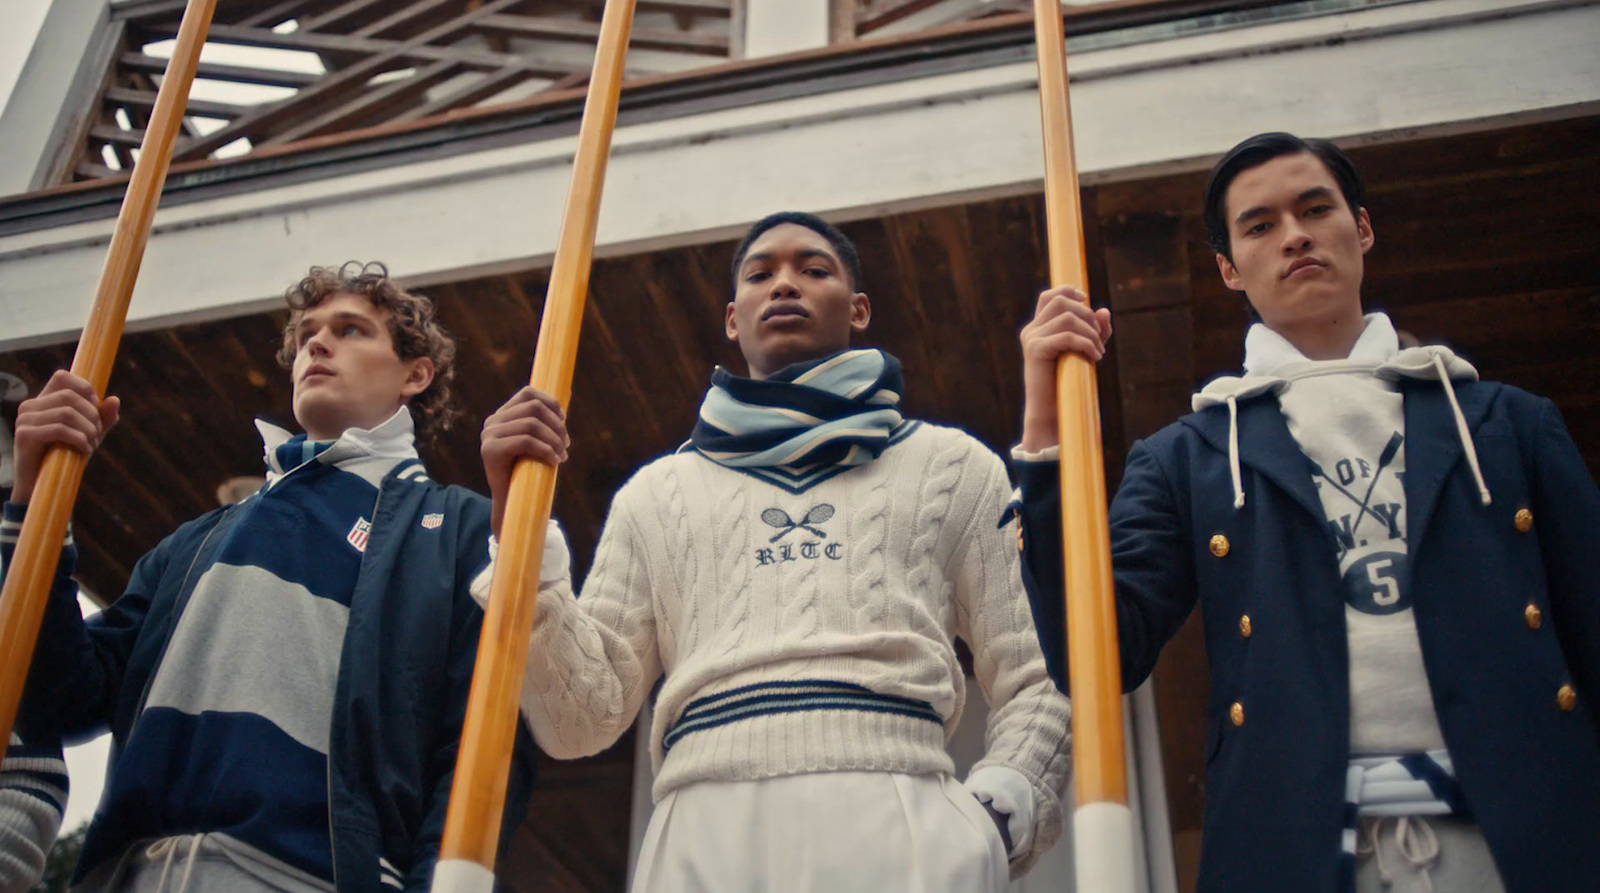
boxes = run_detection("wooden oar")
[0,0,219,750]
[1030,0,1135,889]
[431,1,637,889]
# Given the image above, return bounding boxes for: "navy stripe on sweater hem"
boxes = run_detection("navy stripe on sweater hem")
[663,679,942,751]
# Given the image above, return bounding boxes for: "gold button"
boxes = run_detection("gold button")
[1515,509,1533,533]
[1230,701,1244,726]
[1239,614,1252,638]
[1525,604,1543,630]
[1210,534,1230,558]
[1016,520,1024,553]
[1558,685,1578,712]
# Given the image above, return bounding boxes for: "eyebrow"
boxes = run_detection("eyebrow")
[296,310,375,334]
[740,248,839,270]
[1233,186,1336,227]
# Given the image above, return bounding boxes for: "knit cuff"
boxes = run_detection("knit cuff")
[1,502,77,578]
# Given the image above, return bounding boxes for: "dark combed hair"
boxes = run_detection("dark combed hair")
[730,211,863,292]
[1202,132,1366,262]
[276,261,459,440]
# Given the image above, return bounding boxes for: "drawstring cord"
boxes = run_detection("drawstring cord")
[144,834,205,893]
[1220,353,1491,513]
[1432,353,1492,506]
[1227,395,1245,510]
[1358,816,1440,892]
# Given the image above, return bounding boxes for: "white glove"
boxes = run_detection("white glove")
[471,520,572,611]
[965,765,1037,860]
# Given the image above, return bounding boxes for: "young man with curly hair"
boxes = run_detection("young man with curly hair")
[4,263,536,892]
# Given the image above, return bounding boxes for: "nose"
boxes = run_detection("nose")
[304,327,333,359]
[768,268,801,300]
[1280,218,1313,255]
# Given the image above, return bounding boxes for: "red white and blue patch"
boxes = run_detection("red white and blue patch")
[346,517,372,552]
[421,512,444,530]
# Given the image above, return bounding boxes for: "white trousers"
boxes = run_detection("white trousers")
[633,772,1010,893]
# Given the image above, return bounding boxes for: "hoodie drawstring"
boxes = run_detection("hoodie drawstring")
[145,834,205,893]
[1431,353,1492,506]
[1227,395,1246,510]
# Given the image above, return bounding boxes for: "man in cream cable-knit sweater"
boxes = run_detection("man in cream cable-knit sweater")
[480,212,1071,891]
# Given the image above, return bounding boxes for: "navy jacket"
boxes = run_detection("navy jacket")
[1017,379,1600,893]
[8,469,537,892]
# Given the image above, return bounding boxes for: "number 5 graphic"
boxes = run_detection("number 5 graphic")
[1367,558,1400,606]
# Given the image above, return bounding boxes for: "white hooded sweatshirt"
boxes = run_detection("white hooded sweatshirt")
[1192,313,1487,754]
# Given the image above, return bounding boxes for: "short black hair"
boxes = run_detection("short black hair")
[1202,132,1366,263]
[730,211,863,292]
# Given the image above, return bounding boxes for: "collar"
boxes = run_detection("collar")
[1242,312,1399,378]
[257,405,420,481]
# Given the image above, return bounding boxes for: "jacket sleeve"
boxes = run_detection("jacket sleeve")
[407,501,538,891]
[473,482,662,761]
[1012,454,1068,691]
[4,502,164,740]
[955,447,1071,878]
[1014,437,1199,695]
[0,734,67,893]
[1526,399,1600,717]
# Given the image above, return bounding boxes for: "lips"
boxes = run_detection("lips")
[761,302,810,322]
[1283,257,1327,279]
[301,363,335,383]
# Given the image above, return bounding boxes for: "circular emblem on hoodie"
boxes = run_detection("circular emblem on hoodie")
[1343,550,1410,615]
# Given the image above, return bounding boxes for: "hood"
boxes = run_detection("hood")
[1189,313,1491,510]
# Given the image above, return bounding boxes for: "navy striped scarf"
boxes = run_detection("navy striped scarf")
[688,348,918,493]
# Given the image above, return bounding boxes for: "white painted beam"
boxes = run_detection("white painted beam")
[742,0,832,58]
[0,0,119,194]
[2,0,1597,350]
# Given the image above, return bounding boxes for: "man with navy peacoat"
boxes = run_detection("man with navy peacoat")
[1010,133,1600,892]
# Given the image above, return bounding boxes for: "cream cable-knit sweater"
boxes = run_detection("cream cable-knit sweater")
[496,422,1071,873]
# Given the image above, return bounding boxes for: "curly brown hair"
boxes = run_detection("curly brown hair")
[276,261,459,439]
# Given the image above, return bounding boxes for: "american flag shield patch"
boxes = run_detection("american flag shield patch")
[421,512,444,530]
[347,517,372,552]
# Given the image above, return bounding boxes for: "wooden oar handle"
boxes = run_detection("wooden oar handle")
[1030,0,1136,887]
[436,458,555,868]
[433,0,638,885]
[0,0,219,751]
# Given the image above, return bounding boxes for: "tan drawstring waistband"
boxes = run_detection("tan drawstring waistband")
[1431,353,1492,506]
[1358,816,1440,893]
[144,834,206,893]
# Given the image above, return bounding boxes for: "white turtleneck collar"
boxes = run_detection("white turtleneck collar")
[256,405,420,487]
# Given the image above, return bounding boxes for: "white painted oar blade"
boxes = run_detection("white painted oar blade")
[1074,801,1138,892]
[431,859,495,893]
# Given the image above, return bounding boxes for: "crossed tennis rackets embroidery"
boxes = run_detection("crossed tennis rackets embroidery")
[755,503,843,565]
[760,504,836,542]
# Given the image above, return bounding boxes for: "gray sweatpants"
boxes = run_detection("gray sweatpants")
[75,834,333,893]
[1355,817,1505,893]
